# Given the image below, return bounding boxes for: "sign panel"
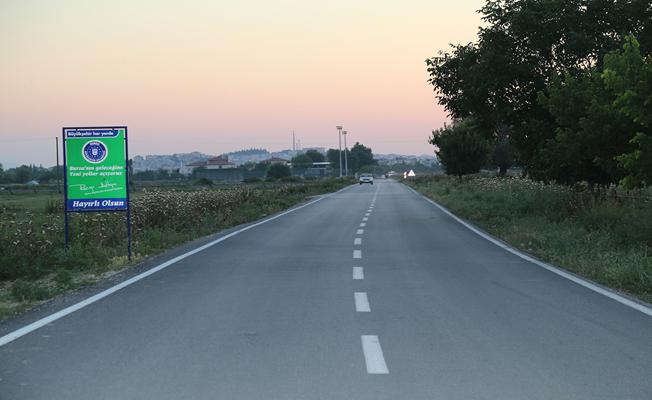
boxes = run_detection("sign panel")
[63,127,128,212]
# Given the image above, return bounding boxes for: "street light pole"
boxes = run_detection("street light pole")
[336,125,343,177]
[343,130,348,176]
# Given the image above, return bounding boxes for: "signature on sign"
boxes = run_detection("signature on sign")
[70,182,123,196]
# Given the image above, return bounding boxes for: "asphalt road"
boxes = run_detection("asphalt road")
[1,179,651,399]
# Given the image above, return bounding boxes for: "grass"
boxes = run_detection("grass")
[0,178,353,320]
[406,174,652,304]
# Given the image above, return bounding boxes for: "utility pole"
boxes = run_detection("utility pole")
[55,137,61,193]
[336,125,343,177]
[343,130,348,176]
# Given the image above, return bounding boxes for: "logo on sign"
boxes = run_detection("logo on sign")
[82,141,108,163]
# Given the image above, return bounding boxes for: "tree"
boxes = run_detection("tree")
[326,149,341,172]
[602,36,652,188]
[267,163,291,179]
[349,142,376,172]
[14,165,32,183]
[492,137,516,176]
[429,120,490,179]
[290,153,313,167]
[304,150,325,163]
[426,0,652,176]
[537,71,634,185]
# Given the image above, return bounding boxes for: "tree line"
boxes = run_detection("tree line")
[0,163,62,184]
[291,143,377,173]
[427,0,651,187]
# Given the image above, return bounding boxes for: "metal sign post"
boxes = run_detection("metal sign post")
[62,126,131,260]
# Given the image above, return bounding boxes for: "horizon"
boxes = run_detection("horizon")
[0,0,485,167]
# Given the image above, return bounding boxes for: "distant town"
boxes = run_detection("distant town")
[131,148,437,175]
[0,146,439,185]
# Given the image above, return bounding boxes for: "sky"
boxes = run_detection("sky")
[0,0,486,167]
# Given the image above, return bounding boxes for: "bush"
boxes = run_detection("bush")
[280,176,303,183]
[267,164,291,179]
[195,178,213,186]
[243,177,262,184]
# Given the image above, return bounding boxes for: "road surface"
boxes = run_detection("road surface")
[1,179,651,399]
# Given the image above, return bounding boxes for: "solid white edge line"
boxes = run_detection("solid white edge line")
[405,185,652,317]
[0,185,354,347]
[354,292,371,312]
[361,335,389,374]
[353,266,364,280]
[353,250,362,259]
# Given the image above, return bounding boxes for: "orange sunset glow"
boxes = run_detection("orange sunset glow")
[1,0,485,166]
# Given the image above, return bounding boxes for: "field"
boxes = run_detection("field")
[406,175,652,304]
[0,178,353,319]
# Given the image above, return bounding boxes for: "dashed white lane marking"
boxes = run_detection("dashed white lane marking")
[367,209,372,213]
[354,292,371,312]
[360,223,366,227]
[354,238,362,245]
[353,249,362,259]
[362,217,368,221]
[357,229,364,235]
[353,266,364,280]
[361,335,389,374]
[365,213,370,216]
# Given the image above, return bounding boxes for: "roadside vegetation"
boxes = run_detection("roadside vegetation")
[417,1,652,303]
[426,1,651,188]
[0,178,353,320]
[407,175,652,304]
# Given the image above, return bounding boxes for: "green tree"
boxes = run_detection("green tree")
[492,138,516,177]
[537,71,634,185]
[349,142,375,172]
[427,0,652,176]
[14,165,32,183]
[429,120,490,179]
[291,153,313,167]
[326,149,340,167]
[603,36,652,188]
[267,163,291,179]
[304,150,325,163]
[253,162,268,172]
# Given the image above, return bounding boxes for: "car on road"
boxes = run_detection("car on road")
[359,173,374,185]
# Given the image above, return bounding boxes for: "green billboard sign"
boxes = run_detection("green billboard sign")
[63,127,129,212]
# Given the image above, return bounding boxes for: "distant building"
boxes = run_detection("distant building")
[261,157,289,166]
[304,161,333,177]
[181,155,236,175]
[180,161,205,175]
[206,155,236,170]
